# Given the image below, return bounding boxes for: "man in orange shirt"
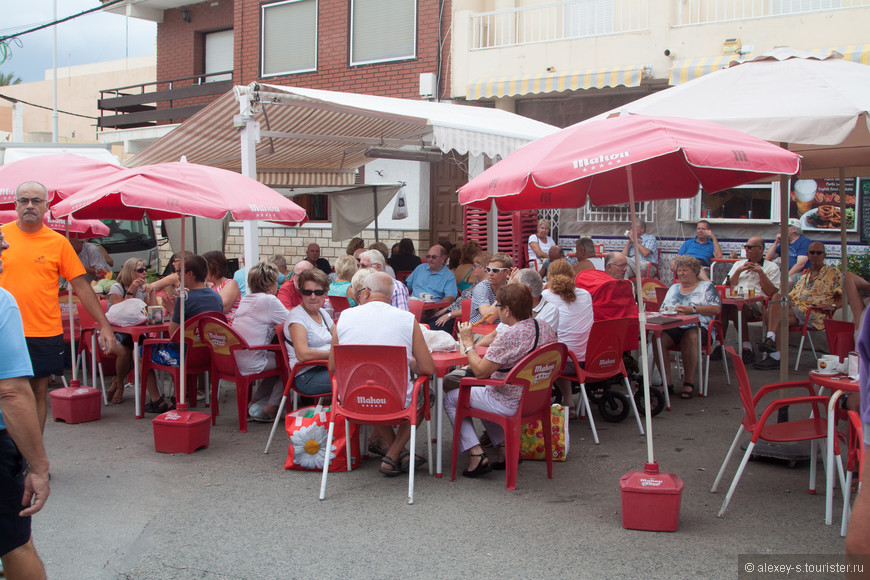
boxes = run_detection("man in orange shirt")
[0,182,116,432]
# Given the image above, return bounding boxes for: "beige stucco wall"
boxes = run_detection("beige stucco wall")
[0,56,155,143]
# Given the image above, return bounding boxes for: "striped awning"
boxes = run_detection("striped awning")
[466,65,652,100]
[668,55,741,85]
[670,45,870,85]
[125,84,558,184]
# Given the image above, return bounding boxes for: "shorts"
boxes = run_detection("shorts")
[294,366,331,396]
[792,306,807,326]
[114,332,134,350]
[746,301,764,319]
[663,326,708,346]
[25,334,65,379]
[0,430,30,558]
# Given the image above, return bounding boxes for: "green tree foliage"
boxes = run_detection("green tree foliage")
[0,72,22,86]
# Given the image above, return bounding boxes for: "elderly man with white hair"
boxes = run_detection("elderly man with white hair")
[331,271,435,476]
[277,260,313,309]
[356,249,409,311]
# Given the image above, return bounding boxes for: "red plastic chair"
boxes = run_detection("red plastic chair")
[641,277,667,304]
[198,317,289,433]
[824,318,855,361]
[409,299,424,322]
[451,298,472,339]
[842,409,865,536]
[319,344,431,504]
[654,286,669,309]
[76,301,116,399]
[329,294,352,320]
[559,319,643,445]
[791,306,833,370]
[711,347,837,517]
[396,270,413,284]
[138,311,226,420]
[450,342,567,491]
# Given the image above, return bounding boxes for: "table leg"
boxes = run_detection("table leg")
[436,374,444,478]
[736,309,743,355]
[698,322,703,395]
[654,335,671,410]
[827,389,845,525]
[134,339,141,419]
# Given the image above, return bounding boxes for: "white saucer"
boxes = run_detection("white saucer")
[812,368,839,375]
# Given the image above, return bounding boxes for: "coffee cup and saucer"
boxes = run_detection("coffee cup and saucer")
[815,354,842,375]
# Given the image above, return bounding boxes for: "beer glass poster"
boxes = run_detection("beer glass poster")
[789,177,857,232]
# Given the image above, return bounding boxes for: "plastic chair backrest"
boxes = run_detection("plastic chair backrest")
[824,318,855,360]
[724,346,758,430]
[396,270,413,284]
[409,300,423,322]
[654,286,669,309]
[199,318,245,377]
[504,342,567,418]
[184,312,227,368]
[460,298,471,323]
[330,294,352,315]
[583,318,630,374]
[332,344,410,413]
[640,277,666,302]
[594,244,605,256]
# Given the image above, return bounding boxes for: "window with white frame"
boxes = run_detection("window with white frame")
[261,0,317,77]
[350,0,416,66]
[677,181,781,222]
[575,200,654,223]
[564,0,617,38]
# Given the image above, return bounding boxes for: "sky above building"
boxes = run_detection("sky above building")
[0,1,156,83]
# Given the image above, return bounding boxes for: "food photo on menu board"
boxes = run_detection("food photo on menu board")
[789,177,859,232]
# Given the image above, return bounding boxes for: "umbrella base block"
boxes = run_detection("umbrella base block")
[152,408,210,454]
[619,462,683,532]
[50,380,102,424]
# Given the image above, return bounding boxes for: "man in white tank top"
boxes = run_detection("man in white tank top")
[331,271,435,476]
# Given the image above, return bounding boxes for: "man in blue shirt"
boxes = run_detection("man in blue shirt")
[0,230,50,579]
[766,218,811,286]
[670,220,722,280]
[405,244,457,302]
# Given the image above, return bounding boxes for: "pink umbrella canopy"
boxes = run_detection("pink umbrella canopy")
[51,162,307,225]
[0,153,123,207]
[0,211,110,238]
[458,115,802,211]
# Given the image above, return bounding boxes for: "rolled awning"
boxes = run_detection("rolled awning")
[466,65,652,100]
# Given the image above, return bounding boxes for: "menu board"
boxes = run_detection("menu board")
[862,180,870,243]
[789,177,857,232]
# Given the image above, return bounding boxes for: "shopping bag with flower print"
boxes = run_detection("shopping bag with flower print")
[285,405,361,471]
[520,404,569,461]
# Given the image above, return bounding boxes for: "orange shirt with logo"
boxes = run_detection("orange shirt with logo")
[0,222,86,337]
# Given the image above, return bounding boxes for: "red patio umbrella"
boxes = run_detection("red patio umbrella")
[0,153,123,207]
[52,161,307,452]
[459,115,800,503]
[0,210,110,237]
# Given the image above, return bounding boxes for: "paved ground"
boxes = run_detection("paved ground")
[30,346,850,579]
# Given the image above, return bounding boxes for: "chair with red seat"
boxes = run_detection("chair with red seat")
[319,344,431,504]
[138,311,226,420]
[791,306,833,370]
[697,316,730,397]
[559,319,643,445]
[450,342,566,490]
[824,318,855,361]
[842,409,865,537]
[76,301,116,400]
[198,317,289,433]
[451,298,472,339]
[711,347,838,517]
[409,299,424,322]
[328,295,352,320]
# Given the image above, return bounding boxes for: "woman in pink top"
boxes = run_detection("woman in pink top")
[203,251,241,324]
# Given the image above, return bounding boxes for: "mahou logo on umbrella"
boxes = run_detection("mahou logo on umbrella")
[572,151,630,170]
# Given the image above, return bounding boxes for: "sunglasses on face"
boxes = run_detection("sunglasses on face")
[744,244,760,249]
[135,267,147,273]
[300,289,326,296]
[17,197,45,206]
[807,250,825,255]
[486,266,508,274]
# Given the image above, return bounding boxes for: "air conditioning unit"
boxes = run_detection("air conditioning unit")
[419,73,437,99]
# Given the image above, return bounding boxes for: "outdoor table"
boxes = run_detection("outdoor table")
[430,345,487,477]
[411,297,452,311]
[808,370,858,526]
[642,313,701,406]
[93,321,170,418]
[720,293,767,351]
[473,323,498,336]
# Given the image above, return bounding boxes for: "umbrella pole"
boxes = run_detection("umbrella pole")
[64,220,78,384]
[177,217,187,411]
[839,168,848,321]
[627,166,654,465]
[779,174,791,387]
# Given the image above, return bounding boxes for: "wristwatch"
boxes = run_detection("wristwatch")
[464,345,474,355]
[692,305,698,314]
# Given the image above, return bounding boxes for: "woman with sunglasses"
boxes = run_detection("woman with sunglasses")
[233,261,291,422]
[105,258,155,404]
[284,268,334,401]
[433,253,490,332]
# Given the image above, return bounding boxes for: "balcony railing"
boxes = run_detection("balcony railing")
[675,0,870,26]
[97,71,233,131]
[470,0,649,50]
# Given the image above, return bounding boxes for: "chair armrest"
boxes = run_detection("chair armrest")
[409,375,431,420]
[247,344,283,353]
[459,377,501,388]
[752,380,817,404]
[755,396,830,429]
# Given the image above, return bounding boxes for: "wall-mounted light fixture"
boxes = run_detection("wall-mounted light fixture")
[181,8,191,23]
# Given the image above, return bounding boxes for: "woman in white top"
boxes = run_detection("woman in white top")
[284,268,334,399]
[232,261,290,422]
[105,258,155,404]
[527,218,556,265]
[541,259,594,420]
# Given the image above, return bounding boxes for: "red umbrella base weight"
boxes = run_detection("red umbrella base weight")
[152,406,210,454]
[50,380,101,424]
[619,462,683,532]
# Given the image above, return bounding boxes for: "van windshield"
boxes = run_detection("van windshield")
[99,217,156,253]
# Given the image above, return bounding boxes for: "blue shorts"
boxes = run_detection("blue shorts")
[25,334,64,378]
[0,430,30,558]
